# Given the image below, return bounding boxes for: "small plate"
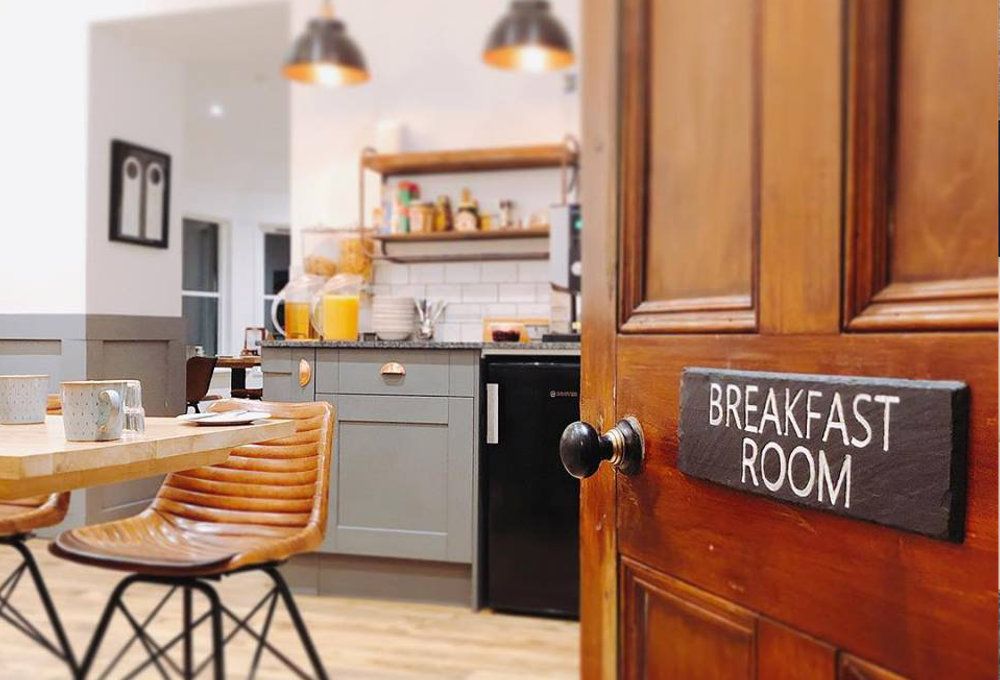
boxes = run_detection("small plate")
[176,412,270,426]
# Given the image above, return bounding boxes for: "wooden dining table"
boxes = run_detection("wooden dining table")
[215,355,262,399]
[0,416,295,500]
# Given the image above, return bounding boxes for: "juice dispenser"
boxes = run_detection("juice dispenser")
[311,274,364,341]
[270,274,326,340]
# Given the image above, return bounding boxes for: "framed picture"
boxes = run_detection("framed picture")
[109,139,171,248]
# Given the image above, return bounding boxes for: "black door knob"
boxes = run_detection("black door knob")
[559,417,644,479]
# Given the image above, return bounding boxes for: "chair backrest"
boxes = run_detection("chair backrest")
[186,356,218,404]
[151,399,334,545]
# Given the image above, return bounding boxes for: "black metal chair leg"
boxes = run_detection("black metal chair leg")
[78,573,144,679]
[189,579,225,680]
[9,538,78,674]
[182,585,193,678]
[265,566,329,680]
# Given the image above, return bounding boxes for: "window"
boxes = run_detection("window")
[262,229,290,338]
[182,218,221,356]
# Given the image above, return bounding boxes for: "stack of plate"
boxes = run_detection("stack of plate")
[373,296,416,340]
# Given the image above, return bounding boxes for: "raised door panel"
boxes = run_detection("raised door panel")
[322,394,474,563]
[838,653,908,680]
[621,558,756,680]
[845,0,998,330]
[620,0,759,332]
[757,618,836,679]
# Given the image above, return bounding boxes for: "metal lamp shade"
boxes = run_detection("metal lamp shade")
[283,18,369,86]
[483,1,574,72]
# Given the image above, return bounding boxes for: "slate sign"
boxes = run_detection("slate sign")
[678,368,969,542]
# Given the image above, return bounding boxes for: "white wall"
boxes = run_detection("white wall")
[0,2,89,313]
[182,64,290,354]
[289,0,581,259]
[0,0,284,316]
[87,27,185,317]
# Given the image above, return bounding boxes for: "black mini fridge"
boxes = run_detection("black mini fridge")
[482,356,580,619]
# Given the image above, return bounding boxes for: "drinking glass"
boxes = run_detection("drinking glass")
[123,380,145,436]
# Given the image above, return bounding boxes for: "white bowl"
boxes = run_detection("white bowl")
[376,330,412,341]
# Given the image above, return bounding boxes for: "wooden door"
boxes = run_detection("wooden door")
[578,0,998,678]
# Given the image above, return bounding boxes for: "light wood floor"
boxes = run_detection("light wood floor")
[0,540,579,679]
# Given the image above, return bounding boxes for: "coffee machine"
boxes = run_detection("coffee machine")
[547,203,582,340]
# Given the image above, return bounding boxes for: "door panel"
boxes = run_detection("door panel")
[619,0,759,333]
[644,0,757,307]
[757,619,835,680]
[621,558,755,680]
[889,1,997,285]
[838,654,908,680]
[844,0,998,330]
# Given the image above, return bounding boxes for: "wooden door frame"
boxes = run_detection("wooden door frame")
[579,0,621,677]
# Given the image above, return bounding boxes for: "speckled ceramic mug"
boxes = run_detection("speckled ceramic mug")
[61,380,126,442]
[0,375,48,424]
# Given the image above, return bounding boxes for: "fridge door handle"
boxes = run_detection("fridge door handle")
[486,383,499,444]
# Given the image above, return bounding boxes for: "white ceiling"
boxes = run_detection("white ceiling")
[95,1,289,76]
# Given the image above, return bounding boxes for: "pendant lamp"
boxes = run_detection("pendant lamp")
[283,0,369,86]
[483,1,575,72]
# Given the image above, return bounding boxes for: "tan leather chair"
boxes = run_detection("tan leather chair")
[0,492,75,673]
[0,394,76,672]
[51,399,334,680]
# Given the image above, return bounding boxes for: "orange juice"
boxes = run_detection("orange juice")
[322,294,360,341]
[285,302,313,339]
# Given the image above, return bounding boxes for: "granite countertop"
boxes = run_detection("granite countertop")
[262,339,581,352]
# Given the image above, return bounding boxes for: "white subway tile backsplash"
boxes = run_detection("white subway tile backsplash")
[517,260,550,282]
[434,323,461,342]
[460,323,483,342]
[445,262,481,283]
[534,283,553,301]
[480,261,518,282]
[374,260,554,332]
[392,284,426,299]
[484,303,518,317]
[374,262,408,284]
[517,303,551,318]
[409,263,446,284]
[425,284,463,302]
[446,303,483,322]
[462,284,498,303]
[497,283,536,303]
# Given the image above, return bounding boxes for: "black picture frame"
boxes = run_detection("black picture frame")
[108,139,171,248]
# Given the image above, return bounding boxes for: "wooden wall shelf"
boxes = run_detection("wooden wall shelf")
[371,228,550,263]
[373,227,550,243]
[362,145,577,177]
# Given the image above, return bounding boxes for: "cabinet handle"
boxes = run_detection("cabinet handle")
[298,359,312,388]
[486,383,499,444]
[380,361,406,378]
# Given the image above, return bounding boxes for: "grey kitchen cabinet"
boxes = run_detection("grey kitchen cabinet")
[262,347,316,402]
[262,346,479,565]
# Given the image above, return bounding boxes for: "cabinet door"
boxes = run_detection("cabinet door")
[320,394,474,563]
[261,348,316,403]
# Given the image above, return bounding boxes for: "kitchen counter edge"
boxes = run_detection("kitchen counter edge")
[262,339,581,353]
